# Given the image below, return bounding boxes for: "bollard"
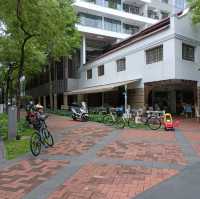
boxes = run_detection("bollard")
[8,106,17,140]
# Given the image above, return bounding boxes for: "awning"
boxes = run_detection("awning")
[65,79,141,95]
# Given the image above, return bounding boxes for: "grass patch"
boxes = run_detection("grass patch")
[4,138,30,160]
[0,113,34,160]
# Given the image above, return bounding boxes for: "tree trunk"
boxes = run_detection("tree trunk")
[48,57,54,110]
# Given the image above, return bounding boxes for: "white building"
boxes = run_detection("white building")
[28,0,193,114]
[73,0,185,67]
[66,11,200,114]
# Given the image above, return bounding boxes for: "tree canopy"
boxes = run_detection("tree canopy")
[189,0,200,23]
[0,0,80,113]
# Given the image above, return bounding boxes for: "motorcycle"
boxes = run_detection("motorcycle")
[71,102,89,122]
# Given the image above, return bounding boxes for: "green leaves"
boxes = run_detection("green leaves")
[0,0,80,79]
[189,0,200,24]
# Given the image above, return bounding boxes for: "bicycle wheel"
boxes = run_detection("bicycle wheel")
[128,117,136,128]
[43,129,54,147]
[30,132,41,156]
[114,117,125,129]
[103,115,114,126]
[147,117,161,130]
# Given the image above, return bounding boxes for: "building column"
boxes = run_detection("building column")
[197,82,200,115]
[63,94,69,109]
[169,90,176,114]
[54,94,57,110]
[124,84,128,111]
[128,87,145,109]
[102,92,104,107]
[80,35,86,67]
[43,96,46,110]
[38,96,41,104]
[142,4,148,17]
[77,94,84,104]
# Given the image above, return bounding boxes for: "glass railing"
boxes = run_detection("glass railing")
[80,0,161,20]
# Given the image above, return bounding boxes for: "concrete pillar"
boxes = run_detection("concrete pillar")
[169,90,176,114]
[102,92,104,107]
[80,35,86,67]
[197,82,200,115]
[128,88,145,109]
[63,94,68,109]
[124,84,128,111]
[142,4,148,17]
[38,96,41,104]
[54,94,57,110]
[43,96,46,110]
[77,94,84,104]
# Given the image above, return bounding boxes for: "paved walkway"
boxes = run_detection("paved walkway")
[0,115,200,199]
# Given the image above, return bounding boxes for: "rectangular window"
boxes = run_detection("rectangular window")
[105,0,121,10]
[123,4,140,15]
[148,9,159,19]
[117,58,126,72]
[104,17,121,32]
[87,69,92,79]
[161,0,168,3]
[78,12,102,29]
[146,45,163,64]
[98,65,104,76]
[161,11,169,19]
[123,23,139,35]
[182,43,195,62]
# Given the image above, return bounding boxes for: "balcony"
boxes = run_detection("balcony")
[74,0,157,25]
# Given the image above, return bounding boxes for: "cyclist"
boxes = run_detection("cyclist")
[34,104,49,148]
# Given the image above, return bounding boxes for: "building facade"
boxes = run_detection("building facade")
[27,0,191,113]
[66,13,200,114]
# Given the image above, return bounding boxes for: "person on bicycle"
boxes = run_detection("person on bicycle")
[34,104,45,129]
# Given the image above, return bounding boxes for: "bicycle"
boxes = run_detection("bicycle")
[139,111,162,130]
[30,115,54,156]
[89,108,107,123]
[103,109,125,129]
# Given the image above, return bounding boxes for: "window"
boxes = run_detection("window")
[105,0,121,10]
[117,58,126,72]
[78,13,102,29]
[98,65,104,76]
[182,43,195,62]
[87,69,92,79]
[123,4,140,15]
[104,17,121,32]
[146,45,163,64]
[161,0,168,3]
[123,23,139,35]
[148,9,159,19]
[161,11,169,19]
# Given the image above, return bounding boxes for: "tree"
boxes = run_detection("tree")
[0,0,80,118]
[188,0,200,23]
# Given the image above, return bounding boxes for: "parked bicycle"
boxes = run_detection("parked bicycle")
[103,109,125,128]
[139,111,162,130]
[30,114,54,156]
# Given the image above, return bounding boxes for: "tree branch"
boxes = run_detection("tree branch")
[16,0,37,37]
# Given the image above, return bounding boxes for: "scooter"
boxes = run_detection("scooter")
[71,102,89,122]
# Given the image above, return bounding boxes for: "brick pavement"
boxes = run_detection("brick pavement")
[97,141,186,165]
[45,124,112,156]
[1,115,200,199]
[48,164,178,199]
[0,159,68,199]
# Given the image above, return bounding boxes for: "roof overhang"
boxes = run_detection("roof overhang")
[65,79,141,95]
